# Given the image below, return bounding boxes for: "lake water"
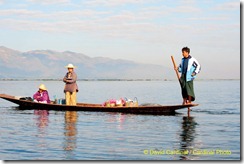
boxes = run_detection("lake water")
[0,80,240,160]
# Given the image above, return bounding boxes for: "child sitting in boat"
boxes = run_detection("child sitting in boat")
[33,84,51,104]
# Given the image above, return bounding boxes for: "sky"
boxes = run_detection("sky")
[0,0,240,79]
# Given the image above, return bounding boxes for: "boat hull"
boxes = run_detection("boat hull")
[0,94,198,115]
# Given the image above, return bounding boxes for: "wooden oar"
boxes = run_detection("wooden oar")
[171,56,181,83]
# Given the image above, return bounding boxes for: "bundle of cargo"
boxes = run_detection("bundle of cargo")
[102,97,138,107]
[124,97,138,107]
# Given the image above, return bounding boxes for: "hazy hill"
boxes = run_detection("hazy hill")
[0,46,175,80]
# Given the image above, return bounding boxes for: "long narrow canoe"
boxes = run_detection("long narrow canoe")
[0,94,198,115]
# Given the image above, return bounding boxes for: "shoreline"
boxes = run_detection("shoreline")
[0,78,240,81]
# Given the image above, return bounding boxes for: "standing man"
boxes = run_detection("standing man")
[175,47,201,106]
[63,64,78,105]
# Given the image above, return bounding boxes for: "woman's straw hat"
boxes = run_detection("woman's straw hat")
[65,63,76,68]
[39,84,47,91]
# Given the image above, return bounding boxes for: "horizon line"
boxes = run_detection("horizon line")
[0,78,240,81]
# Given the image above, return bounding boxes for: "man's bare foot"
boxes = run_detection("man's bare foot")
[183,100,192,105]
[182,99,187,105]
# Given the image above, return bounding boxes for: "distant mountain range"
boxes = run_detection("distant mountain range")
[0,46,175,80]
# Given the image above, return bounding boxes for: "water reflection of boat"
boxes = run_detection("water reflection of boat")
[34,109,49,149]
[34,110,49,128]
[179,116,197,160]
[107,113,126,130]
[63,111,78,152]
[0,94,198,115]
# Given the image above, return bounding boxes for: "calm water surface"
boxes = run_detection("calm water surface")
[0,80,240,160]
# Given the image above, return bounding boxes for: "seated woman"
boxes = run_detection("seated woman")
[33,84,51,103]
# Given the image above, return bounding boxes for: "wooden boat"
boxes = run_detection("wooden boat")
[0,94,198,115]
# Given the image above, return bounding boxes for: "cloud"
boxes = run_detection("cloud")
[26,0,71,5]
[0,8,111,21]
[0,1,239,50]
[0,9,43,17]
[0,7,235,47]
[215,1,240,11]
[187,15,230,21]
[52,10,111,20]
[83,0,151,7]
